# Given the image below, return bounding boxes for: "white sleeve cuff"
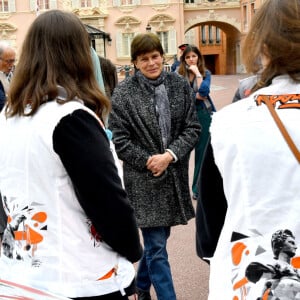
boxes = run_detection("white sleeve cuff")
[166,149,178,163]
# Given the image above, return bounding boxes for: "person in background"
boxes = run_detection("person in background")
[0,10,142,300]
[90,46,105,94]
[109,33,200,300]
[0,81,5,111]
[170,43,188,72]
[196,0,300,299]
[0,42,15,111]
[232,74,258,103]
[178,44,216,200]
[232,61,266,103]
[98,55,118,99]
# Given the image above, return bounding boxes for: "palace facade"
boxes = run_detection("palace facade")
[0,0,266,74]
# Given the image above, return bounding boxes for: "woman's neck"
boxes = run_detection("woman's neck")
[188,72,195,82]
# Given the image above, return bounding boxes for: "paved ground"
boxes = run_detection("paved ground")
[129,74,248,300]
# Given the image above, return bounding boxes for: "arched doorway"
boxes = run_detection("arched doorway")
[185,21,241,75]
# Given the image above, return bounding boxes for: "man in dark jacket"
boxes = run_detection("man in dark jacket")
[0,42,16,111]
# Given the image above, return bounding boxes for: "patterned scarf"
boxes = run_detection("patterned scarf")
[136,70,171,149]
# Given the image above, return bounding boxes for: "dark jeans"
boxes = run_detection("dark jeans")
[136,226,176,300]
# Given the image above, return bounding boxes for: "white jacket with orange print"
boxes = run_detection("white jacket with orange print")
[0,99,137,298]
[208,74,300,300]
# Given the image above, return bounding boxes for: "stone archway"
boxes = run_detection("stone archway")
[184,9,242,74]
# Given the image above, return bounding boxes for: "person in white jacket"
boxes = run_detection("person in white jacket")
[196,0,300,299]
[0,10,142,300]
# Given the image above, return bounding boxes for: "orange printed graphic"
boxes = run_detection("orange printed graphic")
[32,211,47,223]
[231,241,251,300]
[256,94,300,109]
[291,256,300,268]
[233,277,248,290]
[9,211,47,245]
[230,235,300,300]
[97,268,115,280]
[262,288,271,300]
[232,242,249,266]
[14,226,43,244]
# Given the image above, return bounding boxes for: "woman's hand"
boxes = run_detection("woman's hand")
[196,92,208,101]
[146,152,173,177]
[188,65,201,76]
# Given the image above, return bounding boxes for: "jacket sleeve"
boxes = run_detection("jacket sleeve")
[0,192,7,235]
[232,88,242,103]
[196,141,227,261]
[167,79,201,161]
[0,81,6,112]
[109,84,154,171]
[198,70,211,97]
[53,109,143,263]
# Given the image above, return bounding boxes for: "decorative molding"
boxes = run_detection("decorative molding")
[0,13,13,20]
[115,16,140,31]
[0,23,17,40]
[58,0,72,9]
[72,7,108,19]
[149,14,175,31]
[208,9,216,20]
[152,4,170,11]
[184,0,240,10]
[0,23,17,32]
[185,10,240,31]
[117,5,137,13]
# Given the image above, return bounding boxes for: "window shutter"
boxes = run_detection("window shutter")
[92,0,99,7]
[168,29,176,55]
[113,0,121,6]
[8,0,16,12]
[50,0,57,9]
[116,32,122,57]
[72,0,80,8]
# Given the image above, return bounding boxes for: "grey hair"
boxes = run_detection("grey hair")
[0,42,12,57]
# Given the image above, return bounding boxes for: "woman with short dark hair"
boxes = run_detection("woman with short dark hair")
[109,33,201,300]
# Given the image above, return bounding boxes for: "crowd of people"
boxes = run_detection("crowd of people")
[0,0,299,299]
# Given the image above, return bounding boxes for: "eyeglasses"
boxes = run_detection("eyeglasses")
[0,58,16,64]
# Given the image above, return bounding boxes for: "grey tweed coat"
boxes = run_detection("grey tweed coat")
[109,71,201,228]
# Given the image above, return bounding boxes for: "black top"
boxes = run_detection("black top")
[195,141,227,262]
[0,81,6,111]
[53,109,142,263]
